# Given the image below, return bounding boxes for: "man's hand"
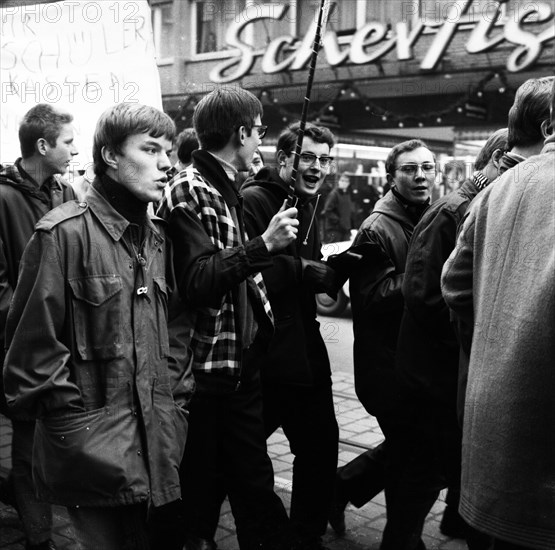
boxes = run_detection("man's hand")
[262,200,299,253]
[300,258,340,298]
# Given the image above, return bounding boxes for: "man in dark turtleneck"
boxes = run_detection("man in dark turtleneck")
[4,103,193,549]
[333,139,434,549]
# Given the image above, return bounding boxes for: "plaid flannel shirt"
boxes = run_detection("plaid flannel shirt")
[159,163,273,375]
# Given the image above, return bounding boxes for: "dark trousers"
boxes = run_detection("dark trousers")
[376,398,490,550]
[179,367,291,550]
[262,381,339,542]
[12,419,53,546]
[67,503,149,550]
[336,441,387,507]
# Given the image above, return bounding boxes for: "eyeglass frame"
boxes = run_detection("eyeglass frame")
[250,125,268,139]
[296,151,335,168]
[236,124,268,139]
[395,162,437,175]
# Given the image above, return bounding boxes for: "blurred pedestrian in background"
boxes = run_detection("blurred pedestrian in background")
[321,172,354,243]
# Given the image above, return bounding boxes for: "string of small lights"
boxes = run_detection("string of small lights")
[174,71,513,129]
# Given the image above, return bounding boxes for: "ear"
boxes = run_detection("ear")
[386,173,395,186]
[237,125,247,146]
[541,119,553,139]
[491,148,503,168]
[276,150,287,166]
[36,138,48,156]
[101,145,119,171]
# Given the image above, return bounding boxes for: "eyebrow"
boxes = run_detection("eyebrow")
[143,140,164,149]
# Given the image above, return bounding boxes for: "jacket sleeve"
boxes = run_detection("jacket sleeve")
[0,235,13,356]
[166,203,273,308]
[349,227,404,315]
[441,212,476,354]
[3,230,82,417]
[402,208,458,336]
[164,239,195,410]
[243,189,301,294]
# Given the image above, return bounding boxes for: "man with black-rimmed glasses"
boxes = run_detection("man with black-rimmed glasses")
[334,139,435,549]
[242,122,340,550]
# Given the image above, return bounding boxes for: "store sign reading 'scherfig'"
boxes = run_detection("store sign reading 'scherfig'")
[210,0,555,83]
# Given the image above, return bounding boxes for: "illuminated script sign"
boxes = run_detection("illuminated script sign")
[210,0,555,83]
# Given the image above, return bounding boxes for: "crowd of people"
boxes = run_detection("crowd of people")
[0,76,553,550]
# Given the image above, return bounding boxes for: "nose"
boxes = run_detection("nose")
[310,157,323,169]
[71,145,79,156]
[414,165,426,180]
[159,151,172,172]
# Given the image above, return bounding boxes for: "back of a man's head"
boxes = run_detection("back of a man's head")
[93,103,175,176]
[276,122,336,156]
[193,87,262,151]
[176,128,199,165]
[507,76,554,150]
[18,104,73,159]
[474,128,509,171]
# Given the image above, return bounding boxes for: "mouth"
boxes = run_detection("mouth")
[303,174,320,188]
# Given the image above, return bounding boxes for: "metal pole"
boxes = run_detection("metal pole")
[287,0,330,206]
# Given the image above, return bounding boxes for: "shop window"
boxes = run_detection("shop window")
[250,1,297,50]
[418,0,508,26]
[363,0,413,27]
[298,0,362,37]
[195,0,246,54]
[152,2,174,64]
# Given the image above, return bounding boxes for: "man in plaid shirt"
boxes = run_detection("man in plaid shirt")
[157,87,298,550]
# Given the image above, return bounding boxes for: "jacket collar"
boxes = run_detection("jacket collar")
[192,149,240,208]
[85,183,164,243]
[373,189,423,227]
[0,159,63,203]
[541,134,555,153]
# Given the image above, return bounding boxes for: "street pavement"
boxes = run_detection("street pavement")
[0,371,467,549]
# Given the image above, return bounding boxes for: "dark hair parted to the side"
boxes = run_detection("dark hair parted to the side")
[93,103,176,176]
[474,128,508,171]
[508,76,554,150]
[385,139,434,177]
[19,104,73,159]
[193,87,262,151]
[176,128,199,165]
[276,122,336,157]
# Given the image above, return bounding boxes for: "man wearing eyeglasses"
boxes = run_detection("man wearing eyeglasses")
[333,139,435,549]
[242,122,340,550]
[157,87,299,550]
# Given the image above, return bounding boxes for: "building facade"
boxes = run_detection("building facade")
[150,0,554,187]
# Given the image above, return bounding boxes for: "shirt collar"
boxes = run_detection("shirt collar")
[472,170,489,191]
[209,152,238,182]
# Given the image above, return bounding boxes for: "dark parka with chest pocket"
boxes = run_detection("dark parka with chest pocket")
[3,185,192,507]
